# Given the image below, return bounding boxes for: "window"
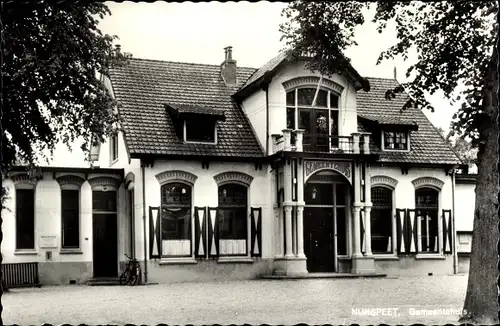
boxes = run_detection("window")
[286,87,340,152]
[16,189,35,250]
[161,183,192,256]
[185,117,216,143]
[218,183,248,256]
[110,133,118,162]
[383,131,408,150]
[416,188,439,253]
[371,187,393,254]
[61,190,80,249]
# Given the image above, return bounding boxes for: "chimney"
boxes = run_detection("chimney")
[221,46,237,86]
[393,66,397,80]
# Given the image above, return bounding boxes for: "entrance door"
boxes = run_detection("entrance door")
[303,175,349,273]
[92,190,118,277]
[304,207,334,272]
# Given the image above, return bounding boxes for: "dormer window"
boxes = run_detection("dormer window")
[164,103,225,145]
[185,116,216,143]
[383,131,409,150]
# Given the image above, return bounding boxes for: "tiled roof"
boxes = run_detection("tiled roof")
[357,77,461,165]
[238,52,288,92]
[108,58,264,158]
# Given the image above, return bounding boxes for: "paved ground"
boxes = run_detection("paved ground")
[2,275,467,325]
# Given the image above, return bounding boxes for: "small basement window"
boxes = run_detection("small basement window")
[185,117,216,143]
[383,131,409,150]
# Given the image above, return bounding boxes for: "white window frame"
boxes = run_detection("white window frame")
[381,130,411,152]
[183,119,217,145]
[109,133,119,165]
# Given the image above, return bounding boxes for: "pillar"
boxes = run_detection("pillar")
[296,159,305,258]
[284,206,294,258]
[363,163,373,256]
[352,162,362,258]
[352,133,360,154]
[295,129,304,152]
[283,129,293,152]
[283,160,294,258]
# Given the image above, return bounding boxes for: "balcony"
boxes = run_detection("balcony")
[272,129,371,155]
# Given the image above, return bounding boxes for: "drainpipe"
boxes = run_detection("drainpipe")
[142,163,148,283]
[451,168,458,274]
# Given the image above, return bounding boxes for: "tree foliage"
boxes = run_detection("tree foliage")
[2,2,126,174]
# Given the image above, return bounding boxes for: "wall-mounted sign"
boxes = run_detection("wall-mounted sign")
[39,235,58,248]
[304,160,352,183]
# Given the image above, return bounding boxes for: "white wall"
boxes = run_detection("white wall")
[455,183,475,232]
[140,160,273,259]
[370,166,453,210]
[1,173,94,264]
[241,88,267,153]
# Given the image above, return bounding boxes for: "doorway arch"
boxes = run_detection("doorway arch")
[303,170,351,273]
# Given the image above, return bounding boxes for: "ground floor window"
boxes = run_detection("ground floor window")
[16,189,35,250]
[61,189,80,249]
[416,188,439,253]
[161,182,192,256]
[371,186,393,254]
[218,183,248,256]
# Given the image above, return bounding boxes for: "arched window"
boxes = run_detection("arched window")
[286,87,340,152]
[161,182,192,257]
[415,187,439,253]
[371,186,393,254]
[218,183,248,255]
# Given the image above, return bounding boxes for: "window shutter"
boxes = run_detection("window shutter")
[149,206,162,259]
[407,209,418,253]
[442,209,453,254]
[396,208,407,254]
[194,206,207,258]
[250,207,262,257]
[207,207,219,257]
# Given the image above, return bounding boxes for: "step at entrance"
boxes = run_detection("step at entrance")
[87,277,120,286]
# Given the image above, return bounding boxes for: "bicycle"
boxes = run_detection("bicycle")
[120,254,141,286]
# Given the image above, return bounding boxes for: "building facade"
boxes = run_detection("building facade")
[2,47,471,285]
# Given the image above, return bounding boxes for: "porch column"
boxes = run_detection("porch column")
[363,163,373,256]
[296,159,305,258]
[283,160,294,258]
[284,206,294,257]
[352,162,362,258]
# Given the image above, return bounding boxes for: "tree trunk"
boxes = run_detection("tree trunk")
[461,45,499,324]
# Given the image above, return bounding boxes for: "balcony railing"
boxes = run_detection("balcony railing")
[272,129,371,155]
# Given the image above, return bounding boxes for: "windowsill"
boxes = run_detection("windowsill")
[373,254,399,260]
[59,249,83,255]
[338,256,351,261]
[184,140,217,145]
[14,249,38,256]
[217,256,254,264]
[158,257,197,265]
[415,253,446,260]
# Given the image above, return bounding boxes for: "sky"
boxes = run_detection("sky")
[47,1,459,167]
